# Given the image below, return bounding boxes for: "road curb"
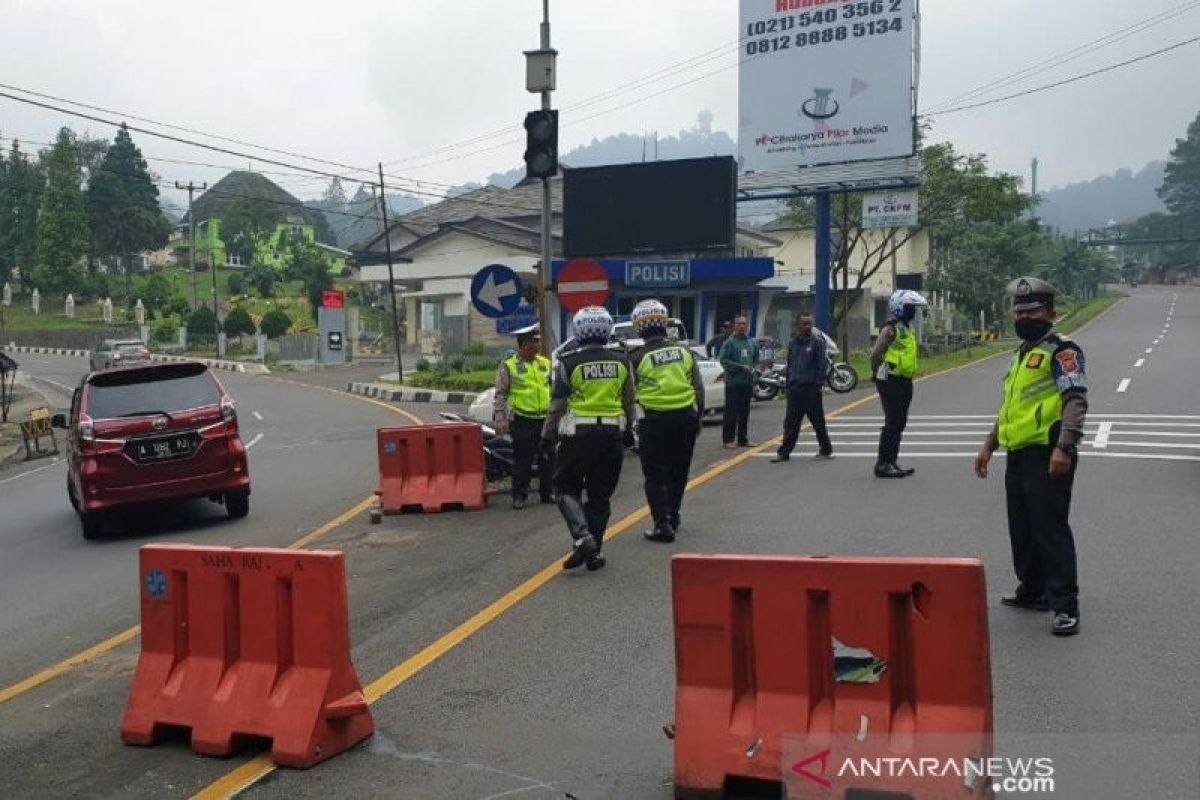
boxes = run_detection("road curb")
[1,345,271,375]
[346,381,476,406]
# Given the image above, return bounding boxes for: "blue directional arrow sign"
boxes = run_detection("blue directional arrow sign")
[471,263,524,319]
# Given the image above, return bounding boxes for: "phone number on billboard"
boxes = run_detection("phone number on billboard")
[745,0,904,39]
[745,17,904,55]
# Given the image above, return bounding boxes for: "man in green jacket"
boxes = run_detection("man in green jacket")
[718,315,759,448]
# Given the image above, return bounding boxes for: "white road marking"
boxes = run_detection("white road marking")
[252,411,264,421]
[246,433,264,449]
[1117,378,1131,393]
[753,451,1200,462]
[0,459,63,485]
[28,375,74,394]
[1092,422,1113,450]
[1134,359,1145,368]
[1153,339,1161,345]
[1145,348,1154,354]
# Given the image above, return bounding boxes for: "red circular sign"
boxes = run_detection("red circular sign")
[557,258,610,313]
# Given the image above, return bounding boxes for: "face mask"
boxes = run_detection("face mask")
[899,306,917,323]
[1015,318,1052,342]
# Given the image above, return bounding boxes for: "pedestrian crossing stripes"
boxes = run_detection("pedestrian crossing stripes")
[754,414,1200,463]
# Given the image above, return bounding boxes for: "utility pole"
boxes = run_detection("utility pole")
[175,181,207,310]
[538,0,554,352]
[377,163,404,382]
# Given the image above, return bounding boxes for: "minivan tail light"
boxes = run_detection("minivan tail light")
[221,397,237,422]
[78,414,95,443]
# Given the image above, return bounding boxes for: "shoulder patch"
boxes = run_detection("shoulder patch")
[1055,349,1079,374]
[1025,352,1045,369]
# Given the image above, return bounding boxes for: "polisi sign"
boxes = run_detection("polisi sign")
[625,260,691,288]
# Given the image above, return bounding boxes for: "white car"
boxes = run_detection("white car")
[466,335,726,423]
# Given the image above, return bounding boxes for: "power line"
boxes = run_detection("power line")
[924,0,1200,112]
[927,35,1200,116]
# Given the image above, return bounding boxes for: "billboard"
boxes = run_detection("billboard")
[738,0,916,172]
[862,188,918,228]
[563,157,736,258]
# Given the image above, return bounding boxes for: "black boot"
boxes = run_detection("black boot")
[892,462,916,476]
[644,522,675,543]
[557,494,598,570]
[874,462,906,478]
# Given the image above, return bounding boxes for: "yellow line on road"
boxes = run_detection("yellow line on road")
[0,387,419,707]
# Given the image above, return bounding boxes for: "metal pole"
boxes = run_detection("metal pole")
[538,0,555,351]
[377,163,404,382]
[176,181,206,310]
[210,233,220,343]
[814,192,831,332]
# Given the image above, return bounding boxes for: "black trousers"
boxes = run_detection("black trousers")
[510,414,552,499]
[778,384,832,457]
[722,384,753,445]
[875,376,913,465]
[638,409,699,528]
[1005,445,1080,615]
[553,429,625,546]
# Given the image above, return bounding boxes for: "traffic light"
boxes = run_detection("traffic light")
[523,109,558,180]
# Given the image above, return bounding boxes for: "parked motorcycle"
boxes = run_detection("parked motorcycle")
[438,412,536,483]
[751,329,858,400]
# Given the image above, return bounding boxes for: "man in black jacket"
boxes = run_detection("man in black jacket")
[771,315,833,463]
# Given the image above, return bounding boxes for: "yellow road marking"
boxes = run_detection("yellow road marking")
[0,385,420,707]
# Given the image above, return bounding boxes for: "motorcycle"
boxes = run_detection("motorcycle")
[751,329,859,401]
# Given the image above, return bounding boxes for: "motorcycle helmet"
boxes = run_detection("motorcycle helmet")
[888,289,929,323]
[572,305,614,345]
[630,299,669,336]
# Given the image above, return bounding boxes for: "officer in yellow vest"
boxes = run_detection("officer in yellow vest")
[975,277,1086,636]
[870,290,928,478]
[493,324,553,509]
[542,306,636,572]
[628,299,706,544]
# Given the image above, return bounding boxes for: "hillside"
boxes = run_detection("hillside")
[1038,162,1166,232]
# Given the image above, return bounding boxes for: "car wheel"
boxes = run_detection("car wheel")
[225,490,250,519]
[67,477,80,511]
[80,511,104,540]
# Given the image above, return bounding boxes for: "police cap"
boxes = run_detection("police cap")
[1007,276,1061,311]
[513,323,540,345]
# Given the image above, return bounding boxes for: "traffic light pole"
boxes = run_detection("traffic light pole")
[538,0,554,352]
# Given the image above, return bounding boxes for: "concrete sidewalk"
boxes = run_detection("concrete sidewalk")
[0,375,56,468]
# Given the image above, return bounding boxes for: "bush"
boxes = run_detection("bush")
[227,273,245,296]
[415,358,432,373]
[188,305,219,337]
[446,352,467,372]
[150,315,179,344]
[223,306,256,337]
[260,309,292,339]
[165,296,191,318]
[88,272,112,302]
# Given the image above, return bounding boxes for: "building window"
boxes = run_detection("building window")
[421,300,444,332]
[225,254,243,267]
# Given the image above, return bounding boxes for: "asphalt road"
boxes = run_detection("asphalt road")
[1,289,1196,798]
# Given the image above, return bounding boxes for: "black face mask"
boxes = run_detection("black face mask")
[1015,318,1052,342]
[899,306,917,323]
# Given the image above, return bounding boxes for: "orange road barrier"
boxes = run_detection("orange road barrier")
[671,555,993,798]
[376,423,487,513]
[120,545,373,768]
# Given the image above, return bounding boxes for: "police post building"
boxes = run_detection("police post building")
[552,157,780,341]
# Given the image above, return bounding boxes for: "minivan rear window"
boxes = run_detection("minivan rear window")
[86,365,220,419]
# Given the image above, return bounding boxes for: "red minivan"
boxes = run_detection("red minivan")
[53,361,251,539]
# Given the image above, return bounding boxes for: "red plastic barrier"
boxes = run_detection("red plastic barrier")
[120,545,374,768]
[671,555,993,799]
[376,423,486,513]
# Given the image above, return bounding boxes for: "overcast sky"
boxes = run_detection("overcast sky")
[1,0,1198,208]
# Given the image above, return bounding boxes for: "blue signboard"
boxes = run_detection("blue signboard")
[471,263,524,319]
[624,260,691,288]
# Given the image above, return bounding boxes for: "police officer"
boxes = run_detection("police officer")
[628,299,705,544]
[493,324,553,509]
[542,306,636,572]
[975,277,1086,636]
[870,289,928,478]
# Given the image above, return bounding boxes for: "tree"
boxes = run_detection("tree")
[86,124,171,295]
[223,306,255,337]
[246,262,277,297]
[285,234,333,322]
[227,273,245,296]
[0,140,43,290]
[221,195,283,265]
[141,272,175,312]
[259,308,292,339]
[34,128,89,297]
[1158,110,1200,217]
[188,305,218,340]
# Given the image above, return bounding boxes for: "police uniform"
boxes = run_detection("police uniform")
[631,334,705,542]
[871,317,919,477]
[542,341,636,570]
[493,325,553,507]
[981,277,1086,636]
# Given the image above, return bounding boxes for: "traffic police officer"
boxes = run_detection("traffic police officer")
[542,306,636,572]
[493,324,554,509]
[628,299,705,544]
[870,289,928,478]
[975,277,1086,636]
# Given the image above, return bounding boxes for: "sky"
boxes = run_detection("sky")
[1,0,1198,209]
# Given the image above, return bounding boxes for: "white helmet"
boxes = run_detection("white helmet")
[572,305,613,344]
[630,299,669,335]
[888,289,928,321]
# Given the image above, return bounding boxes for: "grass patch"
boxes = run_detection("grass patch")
[396,369,494,392]
[1057,291,1122,334]
[0,302,133,331]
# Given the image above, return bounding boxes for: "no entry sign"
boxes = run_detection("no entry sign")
[557,258,610,312]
